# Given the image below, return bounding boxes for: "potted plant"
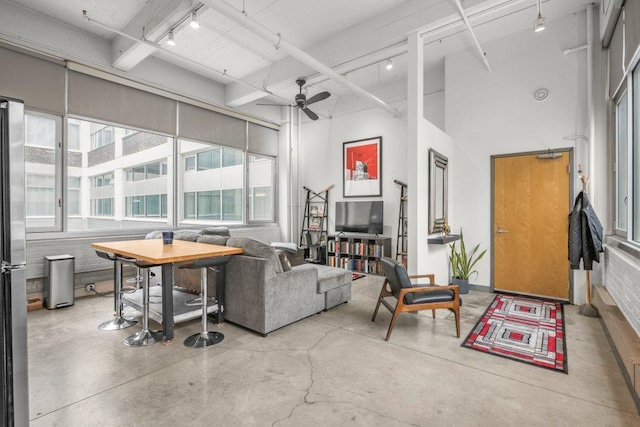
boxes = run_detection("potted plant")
[448,231,487,294]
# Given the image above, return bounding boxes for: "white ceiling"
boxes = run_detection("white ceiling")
[4,0,596,120]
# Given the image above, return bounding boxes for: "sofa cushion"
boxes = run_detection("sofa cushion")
[145,230,165,239]
[173,230,201,242]
[201,226,231,237]
[227,237,282,274]
[308,264,352,294]
[276,250,292,272]
[197,235,229,246]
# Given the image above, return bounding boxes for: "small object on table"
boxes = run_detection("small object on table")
[162,231,174,245]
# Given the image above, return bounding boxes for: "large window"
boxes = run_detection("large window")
[248,154,275,222]
[179,139,244,224]
[68,118,173,231]
[25,111,60,230]
[125,194,168,218]
[615,92,629,233]
[90,125,115,149]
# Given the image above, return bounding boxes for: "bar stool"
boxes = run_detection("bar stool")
[181,256,230,348]
[95,251,137,331]
[124,261,162,347]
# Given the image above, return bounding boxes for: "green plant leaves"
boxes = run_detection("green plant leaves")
[448,230,487,280]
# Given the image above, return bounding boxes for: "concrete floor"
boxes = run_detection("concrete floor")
[27,275,640,426]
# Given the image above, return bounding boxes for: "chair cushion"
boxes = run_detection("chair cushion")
[226,237,283,274]
[271,242,298,253]
[404,287,455,305]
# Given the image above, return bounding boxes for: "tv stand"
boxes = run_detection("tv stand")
[327,234,391,275]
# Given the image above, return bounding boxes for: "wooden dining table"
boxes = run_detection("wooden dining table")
[91,239,242,343]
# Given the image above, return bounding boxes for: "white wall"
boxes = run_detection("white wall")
[445,11,607,302]
[298,96,452,282]
[299,108,406,253]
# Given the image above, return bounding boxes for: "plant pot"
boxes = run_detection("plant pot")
[451,277,470,294]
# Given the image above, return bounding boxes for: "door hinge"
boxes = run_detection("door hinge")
[58,199,62,207]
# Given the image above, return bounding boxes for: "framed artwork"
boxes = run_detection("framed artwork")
[343,136,382,197]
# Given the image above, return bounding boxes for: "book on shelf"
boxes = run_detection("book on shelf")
[308,216,321,230]
[309,204,324,217]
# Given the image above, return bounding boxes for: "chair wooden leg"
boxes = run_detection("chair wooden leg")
[385,312,399,341]
[454,306,460,338]
[432,309,436,319]
[385,302,403,341]
[372,297,383,322]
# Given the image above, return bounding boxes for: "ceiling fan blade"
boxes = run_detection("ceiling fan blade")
[257,103,292,107]
[302,108,319,120]
[305,91,330,105]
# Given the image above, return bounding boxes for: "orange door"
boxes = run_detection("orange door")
[493,152,570,300]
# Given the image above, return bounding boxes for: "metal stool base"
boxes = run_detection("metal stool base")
[184,332,224,348]
[98,317,137,331]
[124,329,162,347]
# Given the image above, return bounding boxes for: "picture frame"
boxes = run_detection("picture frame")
[343,136,382,198]
[429,148,449,234]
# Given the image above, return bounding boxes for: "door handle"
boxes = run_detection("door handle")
[497,226,509,234]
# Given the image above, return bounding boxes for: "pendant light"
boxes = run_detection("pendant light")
[534,0,546,32]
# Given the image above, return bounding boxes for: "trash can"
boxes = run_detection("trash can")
[43,255,75,309]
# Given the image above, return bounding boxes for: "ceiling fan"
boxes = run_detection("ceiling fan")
[259,79,330,120]
[293,78,330,120]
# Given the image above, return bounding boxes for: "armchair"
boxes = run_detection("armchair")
[372,257,460,341]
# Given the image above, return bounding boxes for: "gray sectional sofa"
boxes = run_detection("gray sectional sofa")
[146,228,352,335]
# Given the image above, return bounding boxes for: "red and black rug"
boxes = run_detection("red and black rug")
[462,293,567,373]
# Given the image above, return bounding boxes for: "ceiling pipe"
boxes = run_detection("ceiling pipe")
[586,3,595,201]
[200,0,399,118]
[451,0,492,72]
[563,44,588,56]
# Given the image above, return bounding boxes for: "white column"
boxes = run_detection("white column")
[407,31,424,275]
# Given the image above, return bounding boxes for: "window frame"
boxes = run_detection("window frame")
[25,110,62,233]
[27,111,278,238]
[247,152,277,224]
[614,90,629,236]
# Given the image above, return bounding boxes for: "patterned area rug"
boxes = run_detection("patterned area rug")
[352,273,366,280]
[462,293,567,373]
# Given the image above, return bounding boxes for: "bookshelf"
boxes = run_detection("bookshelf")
[326,235,391,275]
[299,186,331,264]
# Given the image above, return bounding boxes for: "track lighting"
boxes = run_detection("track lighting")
[534,0,546,32]
[167,30,176,46]
[190,11,200,29]
[386,59,393,70]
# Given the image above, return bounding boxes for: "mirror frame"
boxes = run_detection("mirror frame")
[429,149,448,234]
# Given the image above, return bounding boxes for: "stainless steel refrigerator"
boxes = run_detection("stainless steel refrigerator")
[0,97,29,426]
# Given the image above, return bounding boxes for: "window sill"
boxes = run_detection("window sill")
[605,235,640,261]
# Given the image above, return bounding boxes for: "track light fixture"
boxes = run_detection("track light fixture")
[386,59,393,70]
[190,11,200,29]
[534,0,546,32]
[167,30,176,46]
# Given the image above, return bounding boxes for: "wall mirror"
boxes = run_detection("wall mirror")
[429,149,448,234]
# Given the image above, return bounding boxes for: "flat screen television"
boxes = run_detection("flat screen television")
[335,201,383,234]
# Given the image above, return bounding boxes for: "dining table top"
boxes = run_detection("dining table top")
[91,239,243,264]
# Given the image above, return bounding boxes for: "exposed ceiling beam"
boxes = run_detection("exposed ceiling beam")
[111,0,195,71]
[451,0,492,72]
[201,0,400,117]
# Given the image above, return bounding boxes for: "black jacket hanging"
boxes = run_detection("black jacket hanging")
[568,191,603,270]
